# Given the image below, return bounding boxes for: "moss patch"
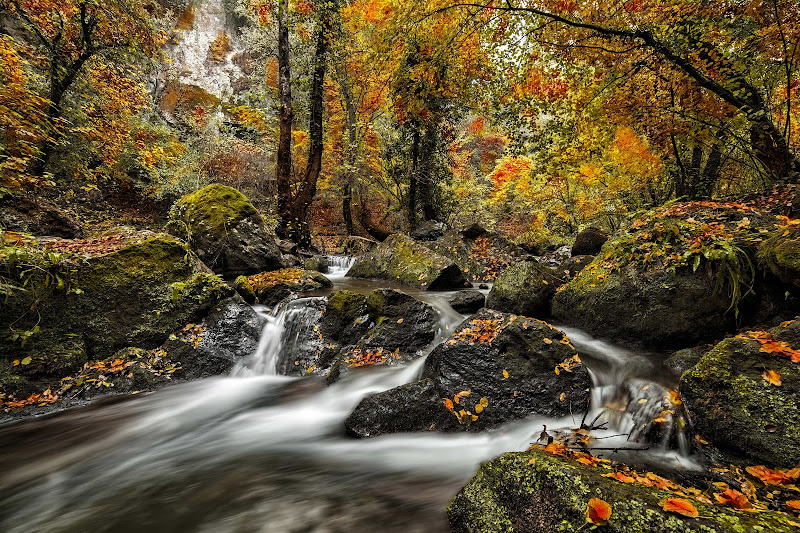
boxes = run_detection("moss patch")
[169,183,258,241]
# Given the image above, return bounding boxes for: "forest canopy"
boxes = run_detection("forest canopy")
[0,0,798,246]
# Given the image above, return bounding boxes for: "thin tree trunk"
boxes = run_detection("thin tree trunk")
[408,126,419,232]
[334,54,357,235]
[275,0,294,239]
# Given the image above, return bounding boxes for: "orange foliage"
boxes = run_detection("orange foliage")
[488,156,533,189]
[660,498,699,518]
[607,126,662,178]
[585,498,612,526]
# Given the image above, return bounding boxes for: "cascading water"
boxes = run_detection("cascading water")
[0,280,701,532]
[325,255,356,279]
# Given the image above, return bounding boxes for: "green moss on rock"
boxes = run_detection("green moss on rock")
[486,261,559,318]
[449,449,799,532]
[680,325,800,467]
[759,225,800,287]
[347,234,469,289]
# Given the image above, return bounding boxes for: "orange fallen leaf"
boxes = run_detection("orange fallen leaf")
[714,489,751,510]
[763,369,782,386]
[602,471,636,483]
[660,498,699,518]
[585,497,611,526]
[786,500,800,511]
[442,398,454,411]
[746,465,792,486]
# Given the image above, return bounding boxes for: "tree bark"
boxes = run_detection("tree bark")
[335,60,358,236]
[408,126,420,231]
[275,0,294,239]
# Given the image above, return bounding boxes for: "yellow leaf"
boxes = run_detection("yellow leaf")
[763,369,782,386]
[397,318,404,324]
[502,369,509,379]
[479,397,489,406]
[21,356,32,365]
[559,392,566,401]
[543,337,552,344]
[475,403,484,414]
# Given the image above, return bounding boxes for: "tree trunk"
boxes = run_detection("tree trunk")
[334,56,357,235]
[408,127,420,231]
[275,0,294,239]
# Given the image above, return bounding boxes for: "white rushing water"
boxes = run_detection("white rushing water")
[325,256,357,279]
[0,274,700,532]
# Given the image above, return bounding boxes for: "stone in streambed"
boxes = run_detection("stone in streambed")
[571,226,608,256]
[449,448,799,532]
[347,234,469,289]
[234,268,331,307]
[486,261,559,318]
[448,290,485,314]
[680,319,800,468]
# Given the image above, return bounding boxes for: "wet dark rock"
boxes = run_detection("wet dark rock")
[360,289,439,353]
[552,260,733,349]
[680,319,800,467]
[320,290,370,345]
[164,296,262,379]
[303,256,329,273]
[478,283,489,290]
[234,269,331,307]
[422,310,591,428]
[571,226,608,256]
[460,223,487,239]
[449,449,799,532]
[486,261,559,318]
[448,290,485,314]
[276,239,298,255]
[411,220,448,241]
[537,245,571,268]
[664,346,708,375]
[348,234,469,290]
[166,184,283,278]
[0,195,83,238]
[345,379,459,438]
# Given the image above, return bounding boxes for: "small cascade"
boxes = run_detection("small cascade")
[325,255,356,279]
[231,298,326,376]
[560,325,693,456]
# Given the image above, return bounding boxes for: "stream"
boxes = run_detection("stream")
[0,257,700,532]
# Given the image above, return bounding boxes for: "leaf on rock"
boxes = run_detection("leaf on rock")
[602,471,636,483]
[746,465,792,486]
[585,497,612,526]
[714,489,752,510]
[660,498,699,518]
[762,369,782,386]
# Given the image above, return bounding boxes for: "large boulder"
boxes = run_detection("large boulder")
[347,234,469,289]
[550,201,795,348]
[345,310,591,436]
[680,319,800,468]
[411,220,448,241]
[0,234,233,396]
[0,195,83,238]
[425,225,532,283]
[167,184,282,278]
[449,449,799,532]
[486,261,560,318]
[759,224,800,287]
[571,226,608,256]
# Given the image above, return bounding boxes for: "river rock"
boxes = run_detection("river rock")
[680,319,800,467]
[759,224,800,287]
[449,449,799,532]
[347,234,469,290]
[161,296,262,379]
[303,256,329,273]
[486,261,560,318]
[423,310,591,427]
[448,290,485,314]
[167,184,283,278]
[344,379,459,437]
[425,226,532,283]
[234,268,331,307]
[571,226,608,256]
[552,259,733,348]
[0,234,233,396]
[558,254,594,280]
[664,346,708,375]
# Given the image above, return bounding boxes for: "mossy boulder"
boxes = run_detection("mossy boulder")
[347,234,469,289]
[759,225,800,287]
[424,226,532,283]
[552,259,734,348]
[449,449,799,532]
[486,261,560,318]
[167,184,282,278]
[234,268,331,307]
[558,255,594,280]
[0,235,234,397]
[680,320,800,467]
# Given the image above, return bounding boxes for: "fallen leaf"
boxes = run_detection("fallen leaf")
[502,369,509,379]
[397,318,404,324]
[585,498,612,526]
[746,465,792,486]
[21,356,32,365]
[559,392,566,401]
[602,472,636,483]
[660,498,699,518]
[786,500,800,511]
[543,337,552,344]
[763,369,782,386]
[714,489,751,510]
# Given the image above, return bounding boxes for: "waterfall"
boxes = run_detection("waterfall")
[325,255,356,279]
